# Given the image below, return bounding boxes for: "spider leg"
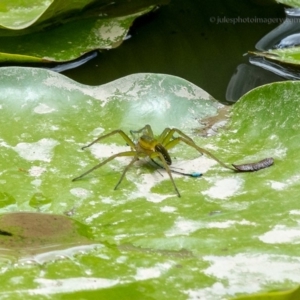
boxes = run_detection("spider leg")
[151,158,202,178]
[82,130,135,150]
[159,128,194,145]
[151,152,181,197]
[156,128,172,143]
[72,151,137,181]
[164,136,234,171]
[161,128,272,173]
[130,124,154,140]
[114,156,139,190]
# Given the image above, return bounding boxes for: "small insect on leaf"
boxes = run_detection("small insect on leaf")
[232,157,274,172]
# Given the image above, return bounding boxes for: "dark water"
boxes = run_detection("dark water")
[62,0,286,102]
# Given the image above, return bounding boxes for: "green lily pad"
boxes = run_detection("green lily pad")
[0,0,97,30]
[250,47,300,66]
[0,9,151,63]
[0,0,167,31]
[0,68,298,298]
[231,285,300,300]
[0,1,170,62]
[275,0,300,7]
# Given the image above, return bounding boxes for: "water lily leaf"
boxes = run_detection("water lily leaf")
[276,0,300,7]
[0,9,152,63]
[0,0,170,62]
[231,285,300,299]
[0,68,298,298]
[0,0,167,31]
[250,46,300,65]
[0,1,53,30]
[0,0,95,30]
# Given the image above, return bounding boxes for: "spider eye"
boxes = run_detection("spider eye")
[155,144,172,165]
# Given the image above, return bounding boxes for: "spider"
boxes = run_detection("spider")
[72,125,273,197]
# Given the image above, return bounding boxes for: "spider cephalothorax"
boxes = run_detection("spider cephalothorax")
[72,125,273,197]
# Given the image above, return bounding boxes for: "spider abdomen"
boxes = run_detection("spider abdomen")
[138,135,172,165]
[155,143,172,165]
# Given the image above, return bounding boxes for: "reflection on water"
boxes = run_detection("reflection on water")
[276,33,300,49]
[226,63,284,102]
[256,8,300,50]
[250,57,300,80]
[48,51,98,73]
[249,8,300,82]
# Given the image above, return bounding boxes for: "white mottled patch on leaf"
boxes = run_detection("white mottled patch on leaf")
[259,225,300,244]
[70,188,91,200]
[165,217,255,237]
[128,172,174,203]
[32,277,119,294]
[160,206,177,213]
[43,74,97,98]
[185,254,300,300]
[171,156,217,175]
[98,22,124,42]
[89,143,130,162]
[268,180,286,190]
[101,197,117,205]
[50,125,59,131]
[31,179,42,187]
[13,138,59,162]
[172,85,212,100]
[89,127,105,137]
[202,177,243,200]
[268,174,300,191]
[133,262,174,281]
[85,211,104,224]
[34,103,56,114]
[28,166,46,177]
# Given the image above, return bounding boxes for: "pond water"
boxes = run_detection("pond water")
[63,0,286,102]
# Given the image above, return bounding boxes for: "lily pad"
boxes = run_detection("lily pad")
[276,0,300,7]
[0,0,169,62]
[0,9,152,63]
[231,285,300,300]
[0,0,167,31]
[0,68,298,298]
[250,46,300,65]
[0,0,98,30]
